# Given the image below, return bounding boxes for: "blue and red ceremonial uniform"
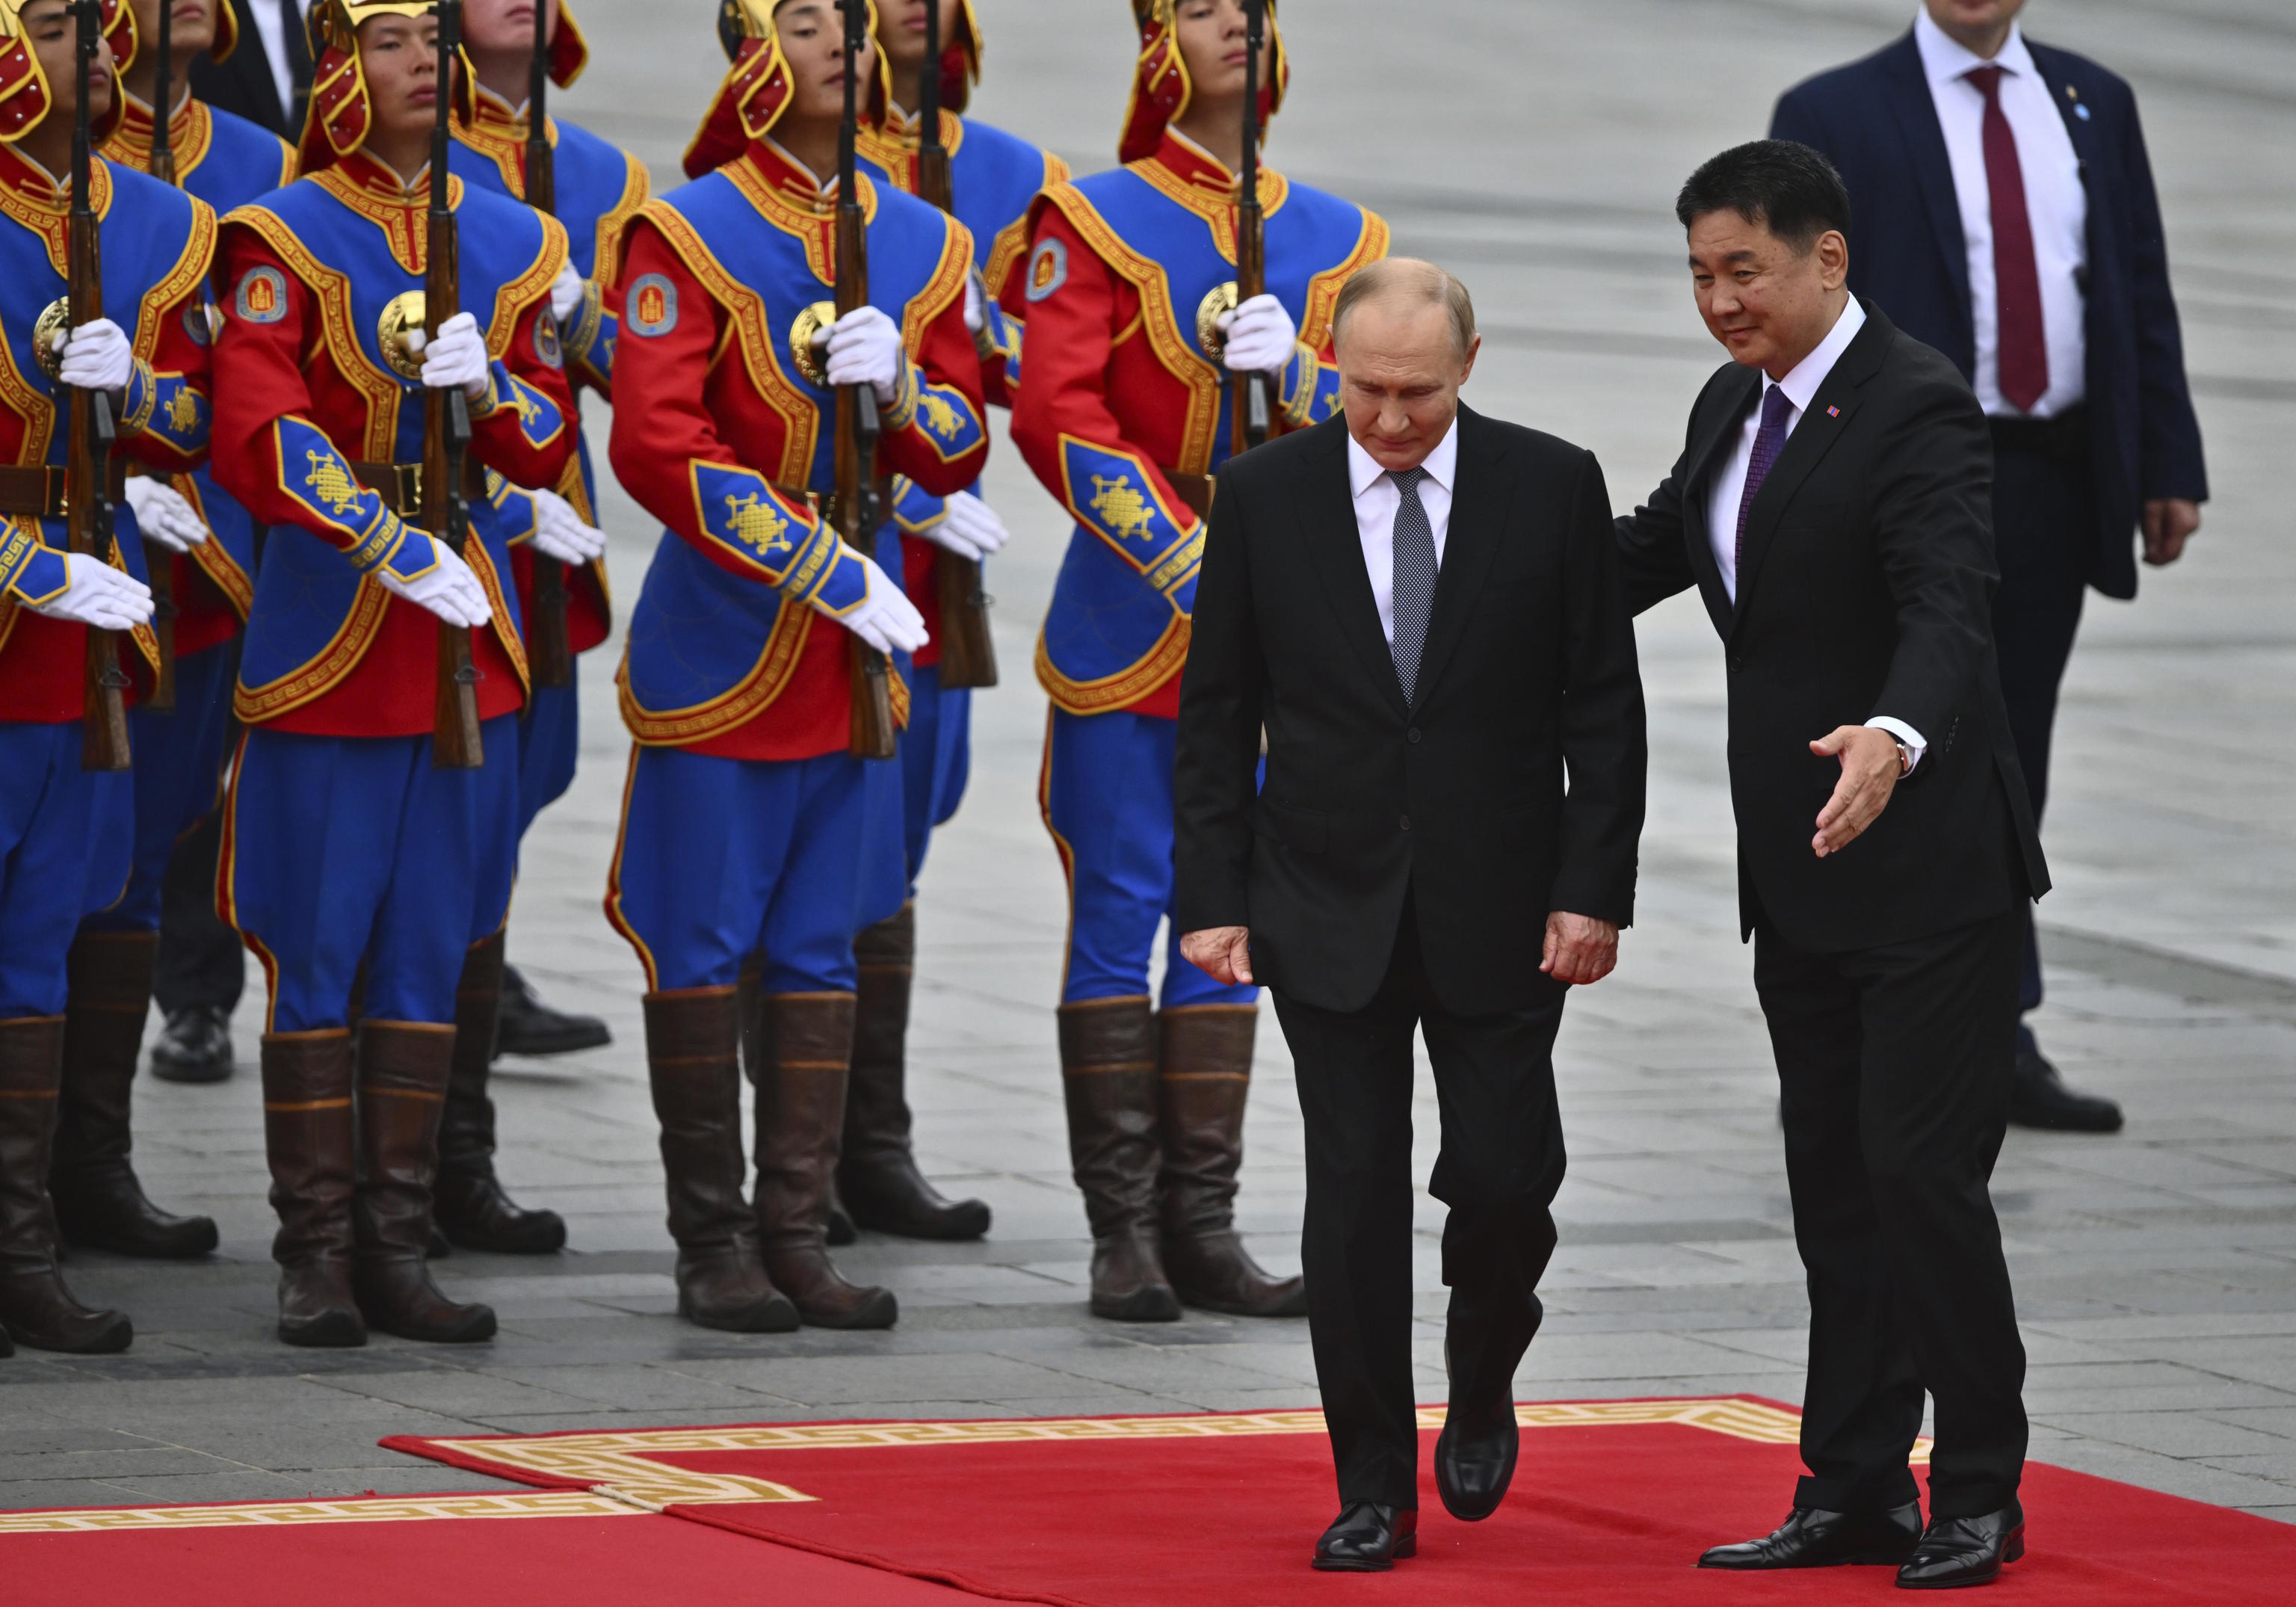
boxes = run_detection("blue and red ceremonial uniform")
[451,80,644,839]
[78,92,294,940]
[0,145,215,1020]
[602,139,987,1000]
[1004,127,1385,1008]
[859,102,1065,888]
[210,151,575,1032]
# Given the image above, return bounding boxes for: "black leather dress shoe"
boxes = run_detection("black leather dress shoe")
[1435,1321,1527,1521]
[147,1006,234,1085]
[1897,1502,2022,1589]
[2008,1051,2123,1132]
[493,966,612,1059]
[1313,1502,1417,1573]
[1700,1504,1924,1569]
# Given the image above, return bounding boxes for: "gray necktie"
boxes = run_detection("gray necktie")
[1388,467,1437,703]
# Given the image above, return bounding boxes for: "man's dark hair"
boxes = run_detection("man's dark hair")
[1676,140,1852,251]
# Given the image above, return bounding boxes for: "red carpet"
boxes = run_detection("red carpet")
[383,1395,2296,1605]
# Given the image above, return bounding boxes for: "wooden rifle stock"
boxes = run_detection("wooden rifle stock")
[913,0,996,691]
[428,0,482,768]
[139,0,179,712]
[1231,0,1271,460]
[839,0,895,760]
[522,0,573,688]
[69,0,128,769]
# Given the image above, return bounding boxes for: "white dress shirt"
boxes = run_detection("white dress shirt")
[1347,419,1457,646]
[1913,9,2088,418]
[1703,297,1927,768]
[250,1,309,126]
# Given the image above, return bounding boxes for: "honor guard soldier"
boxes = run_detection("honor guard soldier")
[430,0,638,1253]
[1005,0,1385,1322]
[829,0,1065,1244]
[210,0,575,1347]
[604,0,986,1333]
[0,0,215,1355]
[45,0,293,1269]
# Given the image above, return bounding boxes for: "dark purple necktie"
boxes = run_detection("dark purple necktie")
[1734,383,1794,578]
[1966,65,2048,413]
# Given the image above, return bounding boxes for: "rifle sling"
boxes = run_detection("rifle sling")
[0,461,129,518]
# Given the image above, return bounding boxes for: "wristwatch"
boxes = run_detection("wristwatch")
[1893,739,1914,778]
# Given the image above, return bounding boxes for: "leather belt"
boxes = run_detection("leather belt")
[0,461,129,518]
[1988,404,2088,465]
[1158,466,1214,521]
[350,459,490,519]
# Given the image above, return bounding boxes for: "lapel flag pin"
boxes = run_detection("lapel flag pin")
[1826,405,1841,418]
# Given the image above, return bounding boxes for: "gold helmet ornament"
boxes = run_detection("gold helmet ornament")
[685,0,889,181]
[299,0,467,175]
[111,0,240,75]
[1120,0,1287,166]
[0,0,132,145]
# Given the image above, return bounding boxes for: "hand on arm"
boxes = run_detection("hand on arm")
[1180,927,1254,987]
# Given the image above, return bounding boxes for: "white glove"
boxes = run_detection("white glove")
[56,318,135,393]
[24,553,153,631]
[528,488,606,564]
[821,305,904,405]
[124,476,210,552]
[963,273,986,334]
[379,540,493,628]
[1216,293,1298,377]
[812,552,926,656]
[922,490,1008,561]
[549,262,587,325]
[405,312,492,401]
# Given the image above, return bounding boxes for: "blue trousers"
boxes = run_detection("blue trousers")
[516,678,581,843]
[1040,708,1258,1011]
[898,662,972,889]
[221,719,521,1032]
[82,641,238,935]
[608,745,890,996]
[0,721,134,1018]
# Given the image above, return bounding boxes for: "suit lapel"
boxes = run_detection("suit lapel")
[1409,407,1509,709]
[1681,368,1759,639]
[1294,418,1410,718]
[1880,34,1973,360]
[2027,43,2108,315]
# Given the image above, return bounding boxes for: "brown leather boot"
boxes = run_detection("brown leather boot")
[741,960,858,1247]
[838,904,990,1242]
[262,1029,364,1347]
[1158,1005,1306,1318]
[51,931,218,1259]
[1058,998,1179,1322]
[351,1022,496,1343]
[646,988,797,1333]
[753,991,896,1329]
[435,933,566,1255]
[0,1017,133,1354]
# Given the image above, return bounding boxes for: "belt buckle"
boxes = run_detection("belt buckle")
[394,462,424,517]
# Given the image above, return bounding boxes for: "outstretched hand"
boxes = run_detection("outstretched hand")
[1810,725,1901,858]
[1540,912,1619,985]
[1181,926,1254,987]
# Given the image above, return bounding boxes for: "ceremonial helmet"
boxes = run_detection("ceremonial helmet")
[0,0,132,145]
[457,0,589,100]
[685,0,889,181]
[1120,0,1288,166]
[111,0,241,75]
[868,0,982,116]
[300,0,467,176]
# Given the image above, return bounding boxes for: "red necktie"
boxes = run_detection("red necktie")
[1966,65,2049,413]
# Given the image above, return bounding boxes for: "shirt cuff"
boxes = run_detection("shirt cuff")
[1865,716,1927,774]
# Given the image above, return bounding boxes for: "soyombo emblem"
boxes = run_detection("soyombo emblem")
[722,490,794,559]
[1088,474,1156,544]
[627,273,677,337]
[235,266,288,325]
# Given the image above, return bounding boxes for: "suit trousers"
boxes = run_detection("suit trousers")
[1755,909,2028,1520]
[1271,895,1568,1511]
[1989,433,2093,1049]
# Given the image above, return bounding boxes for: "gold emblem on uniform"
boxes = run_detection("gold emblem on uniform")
[722,490,794,558]
[789,299,839,388]
[377,291,430,382]
[305,450,363,516]
[1195,280,1241,364]
[919,392,962,441]
[165,387,201,434]
[31,297,72,382]
[1088,473,1156,543]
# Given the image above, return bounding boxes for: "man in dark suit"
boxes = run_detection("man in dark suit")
[1617,141,2048,1589]
[1772,0,2208,1133]
[1175,259,1647,1573]
[190,0,312,139]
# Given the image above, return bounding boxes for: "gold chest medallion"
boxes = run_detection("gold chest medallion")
[32,297,72,382]
[377,291,430,383]
[788,299,837,389]
[1194,280,1241,365]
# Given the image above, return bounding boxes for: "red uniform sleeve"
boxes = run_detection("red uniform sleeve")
[880,226,990,496]
[122,213,217,473]
[469,291,578,494]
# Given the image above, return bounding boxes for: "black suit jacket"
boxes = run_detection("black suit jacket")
[191,0,307,141]
[1174,406,1647,1017]
[1773,31,2208,600]
[1615,304,2049,956]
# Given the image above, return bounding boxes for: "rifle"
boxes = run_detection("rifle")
[838,0,895,760]
[1230,0,1271,459]
[521,0,573,688]
[139,0,178,712]
[913,0,995,691]
[427,0,483,767]
[69,0,129,770]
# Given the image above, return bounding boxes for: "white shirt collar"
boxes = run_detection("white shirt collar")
[1913,7,2039,90]
[1769,297,1867,417]
[1347,415,1460,500]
